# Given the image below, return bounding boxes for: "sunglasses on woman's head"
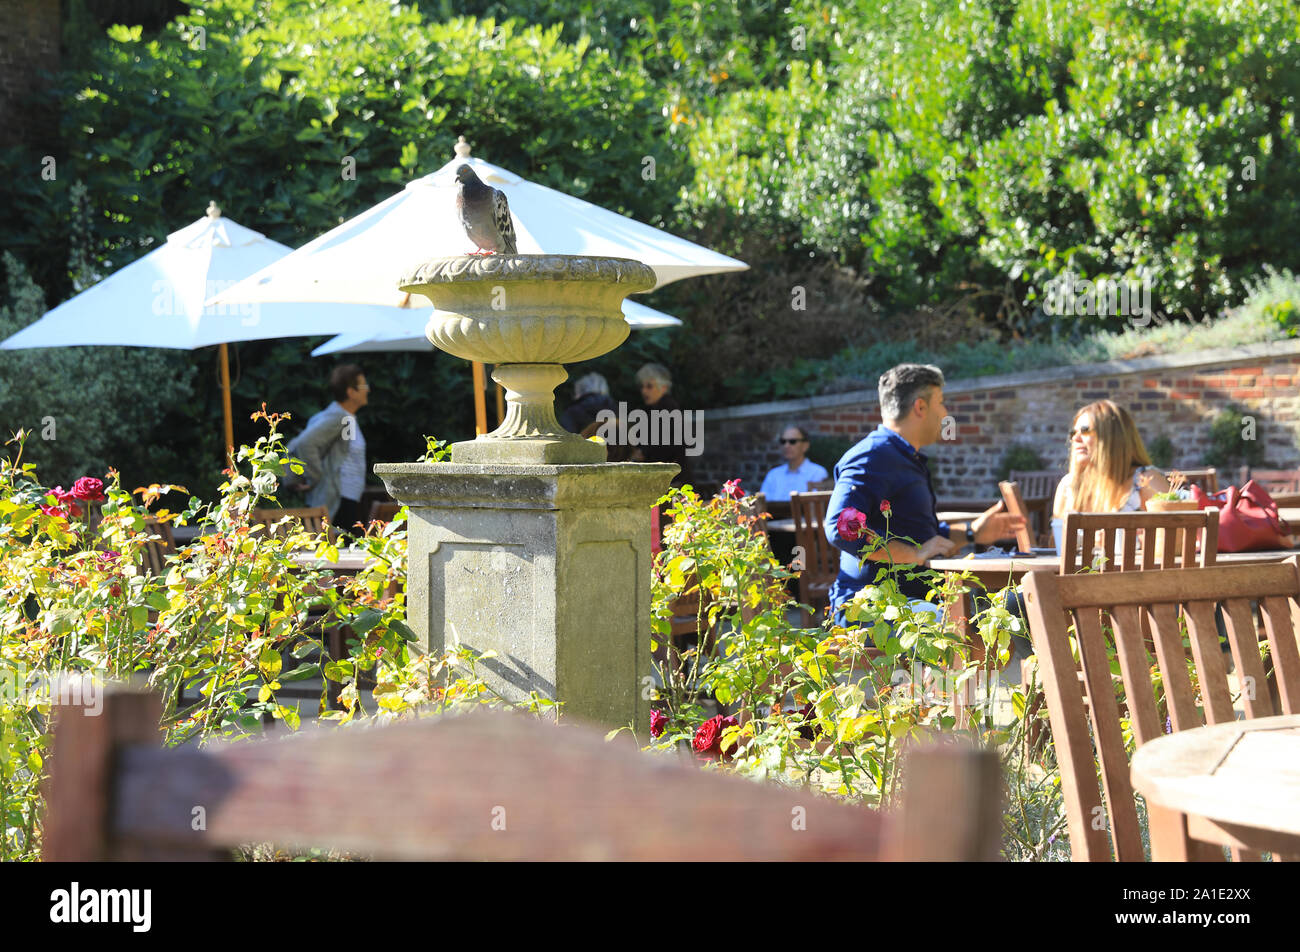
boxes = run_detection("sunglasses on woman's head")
[1068,425,1094,438]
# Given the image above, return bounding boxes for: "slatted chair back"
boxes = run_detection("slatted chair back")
[252,506,330,540]
[366,501,402,525]
[1060,511,1218,574]
[139,518,176,576]
[1239,467,1300,498]
[42,683,1001,861]
[1173,467,1218,493]
[1008,469,1059,501]
[1021,557,1300,861]
[996,481,1037,552]
[789,490,837,624]
[1007,470,1060,545]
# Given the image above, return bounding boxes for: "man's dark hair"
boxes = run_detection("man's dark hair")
[780,422,811,442]
[330,363,365,403]
[878,364,944,422]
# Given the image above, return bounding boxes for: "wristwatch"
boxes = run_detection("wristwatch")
[965,525,976,544]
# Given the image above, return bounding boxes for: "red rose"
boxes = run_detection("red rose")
[693,714,740,759]
[879,499,892,515]
[721,478,744,499]
[836,507,868,541]
[72,477,106,502]
[109,583,122,598]
[693,715,722,753]
[40,504,68,520]
[650,709,667,738]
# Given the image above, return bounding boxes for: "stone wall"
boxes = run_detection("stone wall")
[0,0,61,150]
[693,341,1300,498]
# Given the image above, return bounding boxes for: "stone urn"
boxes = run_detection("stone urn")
[399,254,657,464]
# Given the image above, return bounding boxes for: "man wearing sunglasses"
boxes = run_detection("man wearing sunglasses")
[759,425,829,503]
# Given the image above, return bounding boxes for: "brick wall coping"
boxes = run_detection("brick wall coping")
[703,338,1300,421]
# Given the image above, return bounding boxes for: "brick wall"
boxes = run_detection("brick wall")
[0,0,61,150]
[693,341,1300,498]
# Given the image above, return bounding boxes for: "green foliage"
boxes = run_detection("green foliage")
[679,0,1300,335]
[1146,433,1176,468]
[1233,265,1300,339]
[997,445,1046,483]
[807,434,854,474]
[1204,403,1266,469]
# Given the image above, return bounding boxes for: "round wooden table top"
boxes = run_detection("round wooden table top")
[1131,714,1300,839]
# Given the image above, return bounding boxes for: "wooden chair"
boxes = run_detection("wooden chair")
[789,490,837,626]
[42,683,1001,861]
[252,506,330,539]
[1240,467,1300,497]
[366,501,402,525]
[139,517,176,576]
[1060,511,1218,574]
[1008,470,1060,545]
[996,481,1037,552]
[1022,557,1300,861]
[1172,467,1218,493]
[1022,511,1220,753]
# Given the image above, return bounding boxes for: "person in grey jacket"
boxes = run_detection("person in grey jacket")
[285,364,370,527]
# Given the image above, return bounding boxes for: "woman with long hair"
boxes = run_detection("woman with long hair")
[1051,399,1171,551]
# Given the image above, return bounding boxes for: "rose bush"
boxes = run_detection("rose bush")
[0,410,548,861]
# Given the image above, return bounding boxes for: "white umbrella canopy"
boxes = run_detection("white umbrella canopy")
[312,298,682,356]
[210,138,748,311]
[1,206,410,350]
[0,204,414,459]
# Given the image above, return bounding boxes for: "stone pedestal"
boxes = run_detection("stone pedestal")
[374,461,677,731]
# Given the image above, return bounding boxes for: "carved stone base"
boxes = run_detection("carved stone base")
[373,461,679,729]
[452,363,605,464]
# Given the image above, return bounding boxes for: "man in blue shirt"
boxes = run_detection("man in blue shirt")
[825,364,1024,621]
[759,424,829,502]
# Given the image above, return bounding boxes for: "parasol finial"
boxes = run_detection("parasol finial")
[454,135,472,159]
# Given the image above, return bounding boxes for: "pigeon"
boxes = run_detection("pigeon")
[455,164,517,255]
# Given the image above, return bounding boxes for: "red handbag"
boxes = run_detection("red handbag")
[1191,480,1295,552]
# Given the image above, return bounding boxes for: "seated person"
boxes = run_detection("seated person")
[1050,399,1171,552]
[559,372,616,436]
[759,424,829,502]
[824,364,1024,626]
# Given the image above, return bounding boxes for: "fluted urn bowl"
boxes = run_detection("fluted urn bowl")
[399,254,657,464]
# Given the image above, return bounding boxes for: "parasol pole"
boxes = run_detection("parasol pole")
[219,342,234,469]
[472,360,488,435]
[495,379,505,425]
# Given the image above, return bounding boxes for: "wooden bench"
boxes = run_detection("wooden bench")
[41,683,1001,861]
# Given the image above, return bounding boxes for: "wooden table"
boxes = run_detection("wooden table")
[289,548,374,574]
[1131,714,1300,860]
[766,511,985,535]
